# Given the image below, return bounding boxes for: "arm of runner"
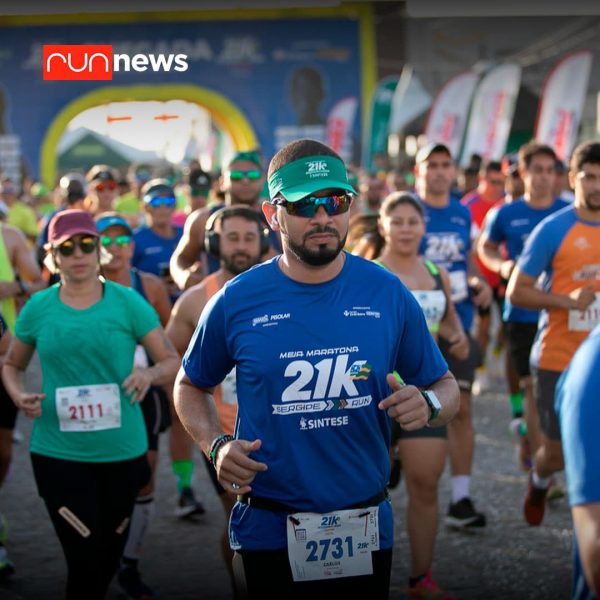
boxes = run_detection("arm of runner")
[11,227,46,295]
[478,233,514,280]
[1,337,44,417]
[507,268,596,311]
[169,209,207,290]
[123,326,180,402]
[174,368,268,495]
[379,370,459,430]
[467,249,492,308]
[165,283,206,356]
[140,272,172,327]
[437,267,469,360]
[572,503,600,597]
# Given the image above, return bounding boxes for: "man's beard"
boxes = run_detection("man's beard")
[222,252,260,275]
[285,226,346,267]
[583,192,600,212]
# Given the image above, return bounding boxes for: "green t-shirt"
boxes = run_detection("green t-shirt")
[8,202,38,238]
[15,280,160,462]
[114,192,142,215]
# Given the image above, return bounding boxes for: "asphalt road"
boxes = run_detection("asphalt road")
[0,355,573,599]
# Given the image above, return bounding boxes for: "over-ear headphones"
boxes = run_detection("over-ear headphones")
[205,206,271,258]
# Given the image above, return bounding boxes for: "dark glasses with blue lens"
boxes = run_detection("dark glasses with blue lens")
[272,193,352,218]
[144,195,177,208]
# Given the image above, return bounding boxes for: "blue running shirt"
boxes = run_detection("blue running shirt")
[418,198,473,330]
[183,253,448,550]
[485,197,569,323]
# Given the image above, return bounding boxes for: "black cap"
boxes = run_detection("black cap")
[188,168,212,189]
[415,142,452,164]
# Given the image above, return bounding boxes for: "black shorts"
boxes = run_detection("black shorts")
[438,332,482,392]
[390,417,446,443]
[477,284,505,318]
[505,321,538,378]
[531,367,563,441]
[236,547,392,599]
[202,453,226,496]
[0,377,18,430]
[141,386,171,451]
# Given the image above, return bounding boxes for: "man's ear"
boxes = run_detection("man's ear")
[262,201,279,231]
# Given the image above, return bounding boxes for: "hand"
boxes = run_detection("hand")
[0,281,19,300]
[378,374,430,431]
[215,438,268,495]
[499,260,515,281]
[470,277,492,309]
[15,391,45,418]
[122,368,154,403]
[567,284,597,311]
[446,330,469,361]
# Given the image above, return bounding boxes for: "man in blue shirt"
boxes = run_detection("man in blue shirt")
[415,142,492,529]
[556,323,600,600]
[174,139,459,599]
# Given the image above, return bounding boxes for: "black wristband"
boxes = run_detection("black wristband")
[208,434,234,467]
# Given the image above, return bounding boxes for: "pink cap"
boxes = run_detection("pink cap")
[48,209,98,246]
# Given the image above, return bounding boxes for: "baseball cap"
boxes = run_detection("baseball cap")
[59,173,87,203]
[48,209,98,246]
[141,179,175,203]
[95,212,134,235]
[87,164,117,183]
[228,150,262,169]
[415,142,452,164]
[268,155,356,202]
[188,168,212,189]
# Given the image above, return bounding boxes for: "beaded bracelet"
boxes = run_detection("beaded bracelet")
[208,434,234,467]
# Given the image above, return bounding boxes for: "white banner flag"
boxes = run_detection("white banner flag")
[535,50,593,161]
[326,97,358,162]
[424,70,478,159]
[389,65,432,133]
[460,63,521,166]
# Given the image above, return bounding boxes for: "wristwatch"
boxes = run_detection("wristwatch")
[421,390,442,423]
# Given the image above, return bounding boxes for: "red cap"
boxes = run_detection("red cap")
[48,209,98,246]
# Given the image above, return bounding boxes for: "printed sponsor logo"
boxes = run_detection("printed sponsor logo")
[253,312,291,327]
[343,306,380,318]
[305,160,330,178]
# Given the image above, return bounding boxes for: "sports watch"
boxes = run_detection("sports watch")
[421,390,442,423]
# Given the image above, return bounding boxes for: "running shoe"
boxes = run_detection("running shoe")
[406,570,454,599]
[523,472,549,526]
[445,497,486,528]
[118,565,155,600]
[0,544,15,580]
[175,486,205,519]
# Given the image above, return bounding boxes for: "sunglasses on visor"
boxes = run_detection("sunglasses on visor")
[272,193,352,218]
[145,196,177,208]
[55,236,98,257]
[101,234,132,248]
[229,169,262,181]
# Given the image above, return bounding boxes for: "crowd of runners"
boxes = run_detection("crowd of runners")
[0,134,598,600]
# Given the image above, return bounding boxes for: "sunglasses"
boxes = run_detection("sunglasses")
[229,169,262,181]
[55,236,98,257]
[101,234,132,248]
[95,180,117,192]
[272,193,352,218]
[145,196,177,208]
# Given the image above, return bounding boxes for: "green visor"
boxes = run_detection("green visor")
[268,155,355,202]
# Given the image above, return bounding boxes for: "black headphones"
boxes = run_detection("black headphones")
[204,206,271,258]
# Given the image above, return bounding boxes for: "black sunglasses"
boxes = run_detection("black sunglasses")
[272,193,352,218]
[55,236,98,257]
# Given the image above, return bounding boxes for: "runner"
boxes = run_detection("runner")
[372,192,468,599]
[95,212,173,599]
[84,165,119,216]
[478,142,568,468]
[169,150,278,290]
[506,140,600,526]
[174,139,459,599]
[1,210,179,599]
[172,168,213,228]
[414,142,491,529]
[556,322,600,600]
[166,205,267,590]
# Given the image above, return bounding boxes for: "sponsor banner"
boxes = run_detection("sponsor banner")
[460,63,521,166]
[388,65,432,133]
[423,70,478,159]
[535,50,593,161]
[326,97,358,163]
[361,76,398,171]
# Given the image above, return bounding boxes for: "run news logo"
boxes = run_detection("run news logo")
[43,44,189,80]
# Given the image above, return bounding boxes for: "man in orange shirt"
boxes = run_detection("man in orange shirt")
[508,140,600,526]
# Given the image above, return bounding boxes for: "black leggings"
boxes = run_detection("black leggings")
[31,452,150,600]
[235,547,392,600]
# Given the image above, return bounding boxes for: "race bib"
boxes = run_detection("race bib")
[220,369,238,405]
[568,293,600,332]
[448,270,468,303]
[55,384,121,432]
[286,507,379,582]
[412,290,446,331]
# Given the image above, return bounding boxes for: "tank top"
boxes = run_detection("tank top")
[0,226,17,333]
[374,259,447,334]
